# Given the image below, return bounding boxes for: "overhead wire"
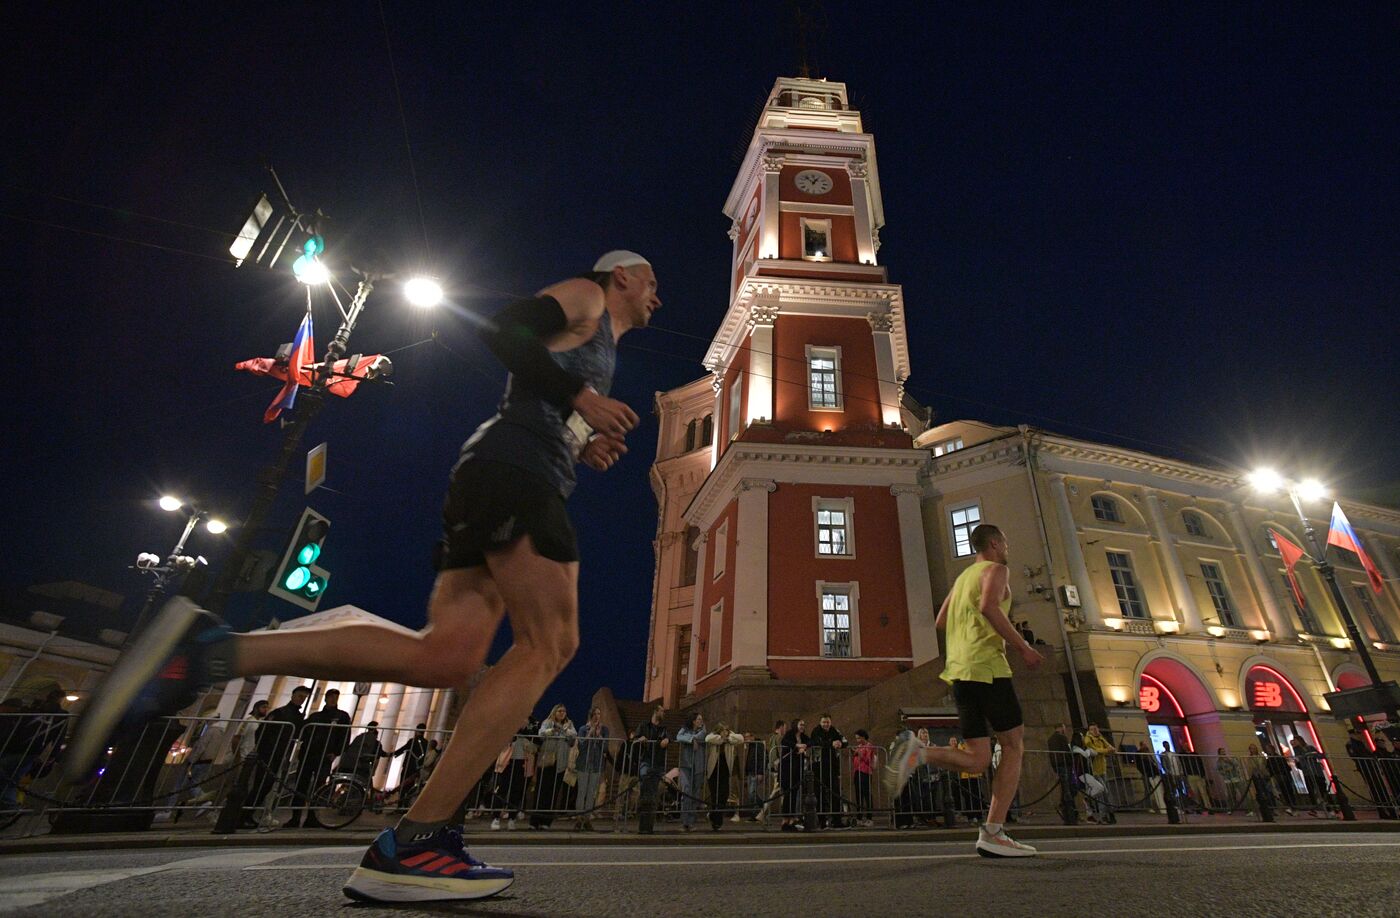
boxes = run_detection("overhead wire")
[0,211,235,264]
[377,0,430,262]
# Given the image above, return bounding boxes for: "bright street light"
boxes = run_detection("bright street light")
[1246,467,1284,494]
[159,495,183,512]
[1296,478,1328,503]
[206,518,228,534]
[404,276,444,308]
[295,259,331,286]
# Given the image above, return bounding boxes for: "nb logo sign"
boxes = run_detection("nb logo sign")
[1138,685,1161,713]
[1253,681,1284,708]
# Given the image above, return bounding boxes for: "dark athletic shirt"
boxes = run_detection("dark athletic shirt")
[458,301,615,499]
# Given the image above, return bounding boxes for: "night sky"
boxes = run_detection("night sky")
[4,3,1397,720]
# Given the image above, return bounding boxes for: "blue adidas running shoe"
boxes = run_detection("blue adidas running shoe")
[343,827,515,903]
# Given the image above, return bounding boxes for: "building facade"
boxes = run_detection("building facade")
[917,420,1400,759]
[644,77,937,729]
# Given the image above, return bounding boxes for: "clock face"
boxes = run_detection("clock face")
[794,169,833,196]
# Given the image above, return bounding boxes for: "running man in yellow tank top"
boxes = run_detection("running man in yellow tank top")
[884,523,1045,857]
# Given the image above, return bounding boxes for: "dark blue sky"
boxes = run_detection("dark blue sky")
[4,3,1397,719]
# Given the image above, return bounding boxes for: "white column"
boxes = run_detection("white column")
[250,675,277,707]
[759,153,783,259]
[214,679,247,720]
[1143,490,1204,633]
[745,304,778,424]
[847,160,876,264]
[709,373,724,467]
[1048,474,1105,627]
[1226,504,1295,640]
[685,532,710,695]
[867,307,901,427]
[893,484,939,665]
[428,689,456,735]
[375,684,407,788]
[732,480,775,669]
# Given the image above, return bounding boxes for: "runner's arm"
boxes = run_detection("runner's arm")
[934,591,952,629]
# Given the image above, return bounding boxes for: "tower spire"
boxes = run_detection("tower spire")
[790,0,827,78]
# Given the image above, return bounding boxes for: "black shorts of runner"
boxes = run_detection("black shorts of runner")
[952,678,1023,740]
[434,459,578,570]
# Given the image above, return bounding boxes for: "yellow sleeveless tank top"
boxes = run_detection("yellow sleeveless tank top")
[940,559,1013,684]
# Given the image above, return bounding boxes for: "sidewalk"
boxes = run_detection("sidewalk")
[4,809,1396,855]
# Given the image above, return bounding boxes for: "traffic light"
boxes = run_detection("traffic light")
[269,507,330,611]
[291,235,327,285]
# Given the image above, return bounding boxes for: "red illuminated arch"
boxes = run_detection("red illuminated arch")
[1245,664,1332,782]
[1139,672,1195,751]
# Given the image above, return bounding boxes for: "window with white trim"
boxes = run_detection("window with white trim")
[819,585,855,658]
[949,503,982,558]
[708,600,724,673]
[713,520,728,580]
[1199,562,1239,628]
[931,437,964,457]
[814,497,854,557]
[801,217,831,261]
[1183,511,1207,538]
[1106,551,1148,619]
[1092,495,1123,523]
[729,371,745,439]
[680,525,699,587]
[1351,584,1396,644]
[1278,572,1321,634]
[805,345,842,410]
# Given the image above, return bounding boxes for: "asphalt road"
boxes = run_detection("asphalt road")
[2,833,1398,917]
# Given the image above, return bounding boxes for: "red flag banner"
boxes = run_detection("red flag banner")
[1327,503,1386,594]
[1269,528,1308,610]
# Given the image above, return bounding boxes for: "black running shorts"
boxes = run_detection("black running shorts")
[434,460,578,570]
[952,678,1023,740]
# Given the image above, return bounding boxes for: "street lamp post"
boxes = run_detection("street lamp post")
[1249,469,1400,724]
[127,497,227,644]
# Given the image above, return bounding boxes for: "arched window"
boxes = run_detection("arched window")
[684,419,697,453]
[1182,511,1207,538]
[1091,495,1122,523]
[700,414,713,447]
[680,525,700,586]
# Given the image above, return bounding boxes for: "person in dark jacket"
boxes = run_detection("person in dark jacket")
[286,688,350,829]
[1047,724,1079,823]
[779,718,810,832]
[245,686,309,819]
[392,723,431,802]
[808,714,846,828]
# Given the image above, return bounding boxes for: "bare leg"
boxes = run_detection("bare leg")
[231,569,501,688]
[919,737,991,776]
[405,537,579,823]
[986,726,1023,825]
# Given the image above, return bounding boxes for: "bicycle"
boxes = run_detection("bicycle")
[307,771,422,829]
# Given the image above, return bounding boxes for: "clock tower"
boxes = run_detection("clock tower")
[644,78,937,727]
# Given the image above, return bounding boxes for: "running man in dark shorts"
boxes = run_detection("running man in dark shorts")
[885,523,1045,857]
[66,251,661,902]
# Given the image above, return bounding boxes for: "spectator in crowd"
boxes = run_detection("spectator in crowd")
[1128,739,1164,813]
[167,713,224,819]
[912,728,941,826]
[852,729,877,827]
[1262,738,1299,815]
[246,686,309,822]
[1344,727,1388,820]
[1048,724,1079,823]
[490,725,534,830]
[759,721,787,823]
[808,714,846,829]
[741,731,767,818]
[1216,746,1246,812]
[777,720,805,831]
[285,688,350,829]
[342,722,388,785]
[1373,731,1400,820]
[1245,743,1275,816]
[392,723,431,804]
[1081,724,1114,822]
[1289,735,1332,817]
[1160,740,1189,810]
[530,704,576,829]
[634,706,670,832]
[705,722,743,829]
[573,707,609,831]
[0,678,69,814]
[676,711,708,832]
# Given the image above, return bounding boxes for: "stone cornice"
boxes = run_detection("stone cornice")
[683,442,925,528]
[704,277,910,385]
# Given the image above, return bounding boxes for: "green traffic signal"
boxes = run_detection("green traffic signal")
[296,542,321,565]
[284,566,312,591]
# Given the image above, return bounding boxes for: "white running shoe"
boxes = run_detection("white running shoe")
[883,733,923,801]
[507,818,516,831]
[490,818,501,831]
[976,827,1037,858]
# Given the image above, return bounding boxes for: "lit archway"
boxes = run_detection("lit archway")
[1137,655,1222,756]
[1245,664,1333,781]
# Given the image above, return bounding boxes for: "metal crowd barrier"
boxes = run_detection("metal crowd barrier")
[6,710,1400,837]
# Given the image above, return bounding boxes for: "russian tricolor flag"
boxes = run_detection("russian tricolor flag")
[263,309,316,423]
[1326,502,1385,595]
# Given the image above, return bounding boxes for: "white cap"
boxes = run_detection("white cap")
[592,250,651,272]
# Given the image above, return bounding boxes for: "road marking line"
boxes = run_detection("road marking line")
[244,840,1400,870]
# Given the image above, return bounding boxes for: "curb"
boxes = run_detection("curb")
[3,818,1395,855]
